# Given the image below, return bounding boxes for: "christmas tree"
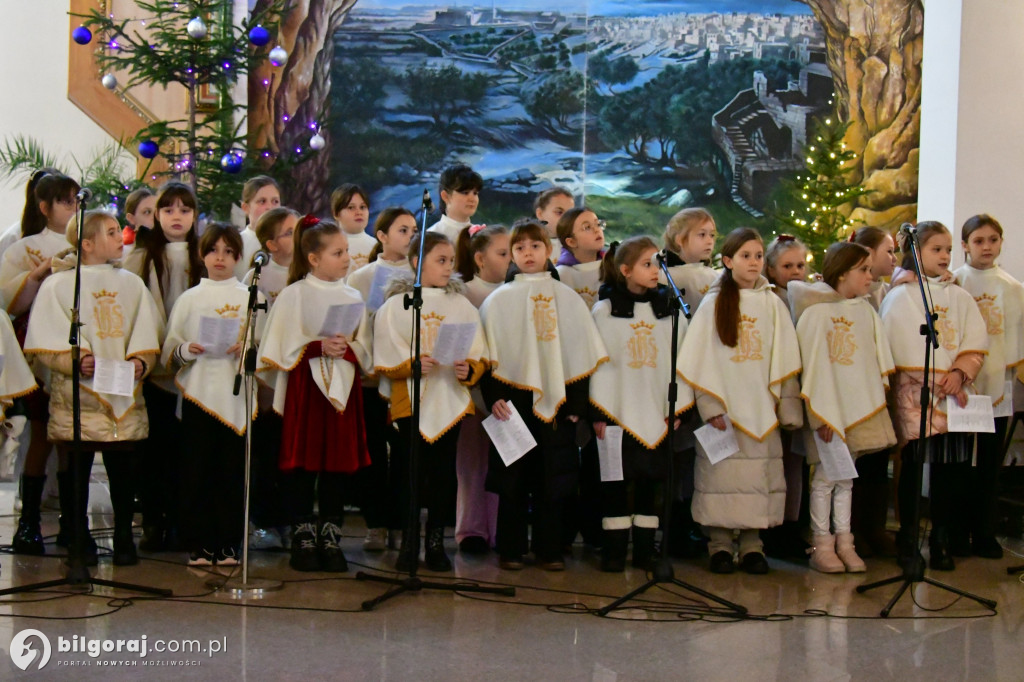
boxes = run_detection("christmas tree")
[74,0,290,217]
[773,110,873,268]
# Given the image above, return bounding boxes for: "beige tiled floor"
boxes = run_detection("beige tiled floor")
[0,481,1022,681]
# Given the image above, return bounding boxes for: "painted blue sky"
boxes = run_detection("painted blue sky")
[355,1,813,16]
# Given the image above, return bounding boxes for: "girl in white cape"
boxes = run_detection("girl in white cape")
[591,236,692,572]
[954,214,1023,559]
[163,224,265,566]
[374,231,489,572]
[658,207,719,312]
[258,215,372,573]
[678,228,803,575]
[481,219,608,571]
[25,209,162,567]
[789,242,897,573]
[881,221,988,571]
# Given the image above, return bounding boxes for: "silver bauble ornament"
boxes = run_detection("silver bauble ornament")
[187,16,208,40]
[269,46,288,67]
[309,133,326,151]
[101,73,118,90]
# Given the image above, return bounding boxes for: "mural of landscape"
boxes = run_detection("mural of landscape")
[325,1,832,236]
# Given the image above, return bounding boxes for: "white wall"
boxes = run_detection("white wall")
[0,3,129,230]
[919,0,1024,280]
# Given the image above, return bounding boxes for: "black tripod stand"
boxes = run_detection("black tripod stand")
[856,224,994,617]
[356,189,514,609]
[0,190,170,598]
[597,255,747,617]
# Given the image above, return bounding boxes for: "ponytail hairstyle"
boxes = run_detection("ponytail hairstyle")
[20,167,61,238]
[66,209,118,249]
[31,172,80,237]
[898,221,949,270]
[438,163,483,215]
[367,206,415,263]
[289,215,342,284]
[509,217,549,248]
[763,233,807,286]
[329,183,370,220]
[848,225,889,250]
[555,207,591,250]
[600,235,659,287]
[822,242,871,290]
[663,207,716,257]
[714,227,763,348]
[456,223,508,281]
[141,181,203,298]
[252,206,300,266]
[961,213,1003,242]
[407,230,452,270]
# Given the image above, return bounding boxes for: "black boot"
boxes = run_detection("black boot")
[395,529,418,573]
[12,474,46,555]
[424,526,452,572]
[631,519,658,571]
[600,521,629,573]
[105,453,139,566]
[289,519,319,572]
[928,527,955,571]
[318,518,348,572]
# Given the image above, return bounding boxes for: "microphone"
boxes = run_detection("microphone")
[421,189,434,213]
[252,251,270,267]
[898,222,916,237]
[656,250,668,266]
[76,187,93,202]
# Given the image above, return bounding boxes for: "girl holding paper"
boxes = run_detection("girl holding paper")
[374,231,489,572]
[258,215,371,572]
[25,209,162,566]
[954,214,1024,560]
[789,242,897,573]
[480,219,608,571]
[164,224,265,566]
[590,236,692,572]
[881,221,988,571]
[678,228,803,575]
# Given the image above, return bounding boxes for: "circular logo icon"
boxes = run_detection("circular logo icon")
[9,629,51,671]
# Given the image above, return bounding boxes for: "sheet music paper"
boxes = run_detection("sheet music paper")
[813,432,859,482]
[197,316,242,357]
[430,322,477,366]
[946,395,996,433]
[596,425,624,482]
[367,266,393,312]
[92,358,134,397]
[993,380,1014,419]
[318,302,364,338]
[694,417,740,465]
[482,403,537,466]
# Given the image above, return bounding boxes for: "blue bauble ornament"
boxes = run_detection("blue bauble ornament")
[72,26,93,45]
[138,140,159,159]
[220,152,243,174]
[248,26,270,47]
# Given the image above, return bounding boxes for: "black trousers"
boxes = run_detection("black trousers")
[353,388,393,529]
[139,383,181,530]
[391,417,459,529]
[250,411,288,529]
[898,434,970,537]
[57,442,137,534]
[971,416,1009,539]
[284,469,350,522]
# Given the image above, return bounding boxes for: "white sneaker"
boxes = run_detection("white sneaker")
[248,525,283,550]
[363,527,387,551]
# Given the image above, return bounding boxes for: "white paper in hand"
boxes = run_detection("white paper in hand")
[198,316,242,357]
[813,432,858,482]
[430,322,477,366]
[993,380,1014,419]
[482,403,537,466]
[367,266,392,312]
[946,395,996,433]
[694,417,740,465]
[92,357,135,397]
[596,425,624,482]
[318,302,364,338]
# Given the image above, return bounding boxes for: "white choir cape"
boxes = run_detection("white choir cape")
[123,241,192,320]
[235,228,262,280]
[555,260,602,309]
[0,229,69,310]
[659,262,719,314]
[480,272,608,422]
[346,258,412,313]
[428,215,471,243]
[678,276,802,441]
[24,264,163,419]
[954,264,1024,404]
[374,286,488,441]
[345,231,378,274]
[790,281,894,441]
[162,278,263,434]
[257,275,371,415]
[464,276,501,309]
[0,312,38,415]
[244,259,289,309]
[590,298,693,448]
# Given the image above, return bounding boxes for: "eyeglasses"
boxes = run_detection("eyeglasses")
[577,219,606,234]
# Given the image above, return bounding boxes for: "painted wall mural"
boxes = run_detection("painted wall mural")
[251,0,921,236]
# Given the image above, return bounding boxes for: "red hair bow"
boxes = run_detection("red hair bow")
[299,214,321,229]
[468,224,486,237]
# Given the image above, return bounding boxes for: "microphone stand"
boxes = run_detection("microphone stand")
[356,190,514,609]
[209,257,282,595]
[0,193,169,598]
[856,228,996,616]
[598,256,747,616]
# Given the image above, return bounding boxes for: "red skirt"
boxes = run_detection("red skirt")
[279,343,370,473]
